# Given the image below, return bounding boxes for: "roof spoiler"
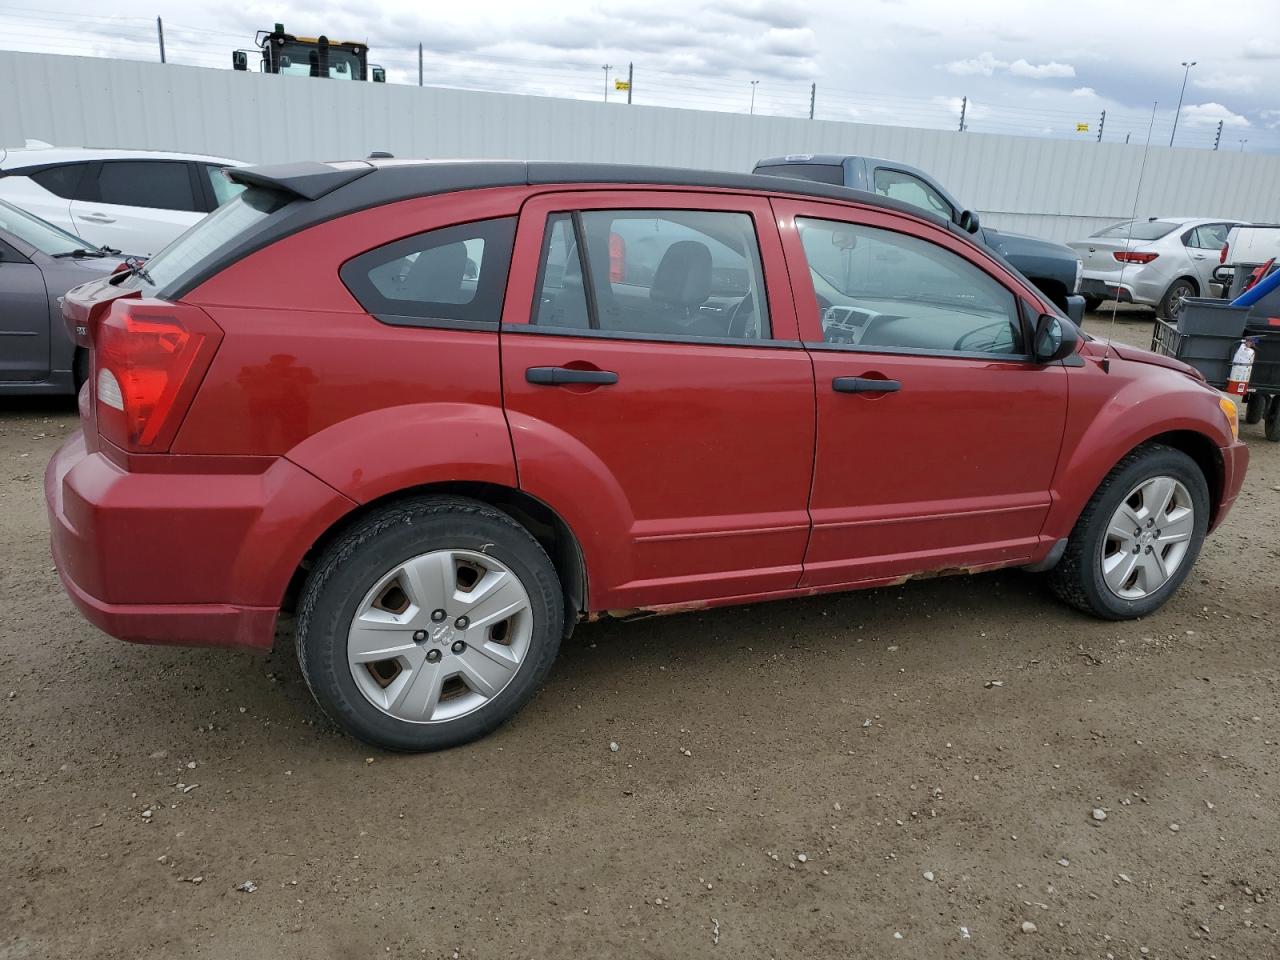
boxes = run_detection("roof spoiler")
[226,160,374,200]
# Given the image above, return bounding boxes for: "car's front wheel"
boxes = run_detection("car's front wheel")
[297,496,564,751]
[1048,445,1208,620]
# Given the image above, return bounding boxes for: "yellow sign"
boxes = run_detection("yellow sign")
[615,79,630,91]
[1076,122,1089,132]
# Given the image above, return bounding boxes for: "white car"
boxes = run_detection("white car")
[1068,217,1243,320]
[0,143,246,256]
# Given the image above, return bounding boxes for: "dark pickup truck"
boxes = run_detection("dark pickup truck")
[754,154,1085,321]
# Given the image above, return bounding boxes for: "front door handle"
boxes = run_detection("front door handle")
[832,375,901,394]
[526,366,619,386]
[79,212,116,224]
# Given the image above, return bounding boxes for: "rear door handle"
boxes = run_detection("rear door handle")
[832,376,901,393]
[79,212,116,224]
[526,366,619,386]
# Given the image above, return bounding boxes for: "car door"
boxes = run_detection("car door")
[1184,223,1232,293]
[500,190,816,611]
[0,239,50,382]
[68,160,204,255]
[773,198,1069,587]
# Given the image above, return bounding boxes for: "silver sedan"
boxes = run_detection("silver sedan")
[1069,217,1242,320]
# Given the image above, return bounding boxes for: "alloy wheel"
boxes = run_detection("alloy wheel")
[1100,476,1195,600]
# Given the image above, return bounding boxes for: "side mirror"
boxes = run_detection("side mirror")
[371,66,387,83]
[232,50,248,71]
[1033,313,1080,364]
[959,209,981,234]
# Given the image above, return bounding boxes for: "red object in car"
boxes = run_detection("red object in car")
[1113,251,1159,264]
[45,160,1250,751]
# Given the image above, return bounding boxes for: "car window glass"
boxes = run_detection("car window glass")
[872,169,952,219]
[796,217,1023,355]
[95,161,197,212]
[340,217,516,327]
[29,163,93,200]
[1094,220,1178,241]
[533,209,771,340]
[1188,224,1228,250]
[203,165,246,207]
[0,198,88,255]
[755,163,846,186]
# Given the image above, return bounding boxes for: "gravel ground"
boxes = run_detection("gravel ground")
[2,309,1278,959]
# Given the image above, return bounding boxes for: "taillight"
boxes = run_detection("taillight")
[608,232,626,283]
[1220,242,1229,264]
[1114,251,1159,264]
[94,301,223,452]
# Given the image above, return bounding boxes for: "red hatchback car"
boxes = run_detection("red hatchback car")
[48,160,1248,750]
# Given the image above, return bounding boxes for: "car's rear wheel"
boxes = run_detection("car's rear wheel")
[1083,296,1103,312]
[296,496,564,751]
[1265,397,1280,442]
[1048,445,1208,620]
[1245,393,1266,425]
[1159,279,1196,322]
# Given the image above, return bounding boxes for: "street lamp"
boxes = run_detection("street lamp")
[1239,139,1248,152]
[602,64,611,102]
[749,79,759,116]
[1169,60,1196,147]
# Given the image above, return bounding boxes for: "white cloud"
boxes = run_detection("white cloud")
[1008,58,1075,79]
[1071,86,1096,97]
[1193,72,1260,94]
[1261,109,1280,129]
[943,51,1006,76]
[1243,38,1280,59]
[1180,102,1251,128]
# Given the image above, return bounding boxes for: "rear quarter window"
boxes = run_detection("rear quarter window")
[28,163,94,200]
[340,217,517,329]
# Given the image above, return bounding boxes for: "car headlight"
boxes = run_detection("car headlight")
[1218,394,1239,440]
[1074,258,1083,294]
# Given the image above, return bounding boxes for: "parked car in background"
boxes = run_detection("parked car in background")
[0,198,124,394]
[752,154,1086,319]
[49,159,1246,751]
[0,143,245,256]
[1069,218,1242,319]
[1215,223,1280,299]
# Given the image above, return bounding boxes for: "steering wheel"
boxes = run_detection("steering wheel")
[726,293,760,339]
[954,321,1013,353]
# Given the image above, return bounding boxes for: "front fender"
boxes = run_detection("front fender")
[1043,366,1232,540]
[286,402,517,504]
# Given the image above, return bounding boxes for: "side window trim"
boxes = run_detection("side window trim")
[525,204,790,346]
[802,339,1032,363]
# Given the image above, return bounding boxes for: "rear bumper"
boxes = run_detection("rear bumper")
[1213,439,1249,531]
[46,430,355,651]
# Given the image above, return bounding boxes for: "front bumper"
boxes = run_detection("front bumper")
[45,431,355,651]
[1212,439,1250,531]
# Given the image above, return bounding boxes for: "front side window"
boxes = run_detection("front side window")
[95,161,198,212]
[340,217,516,327]
[532,208,771,341]
[796,217,1023,356]
[872,169,953,220]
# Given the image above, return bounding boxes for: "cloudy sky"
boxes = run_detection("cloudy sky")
[6,0,1279,149]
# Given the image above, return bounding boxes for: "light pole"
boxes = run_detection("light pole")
[602,64,611,102]
[1239,139,1248,152]
[1169,60,1196,146]
[749,79,759,115]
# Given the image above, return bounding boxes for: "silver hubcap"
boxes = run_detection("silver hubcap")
[1101,476,1195,600]
[346,549,533,724]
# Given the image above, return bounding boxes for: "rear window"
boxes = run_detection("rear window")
[1093,220,1179,241]
[754,163,847,186]
[127,187,291,295]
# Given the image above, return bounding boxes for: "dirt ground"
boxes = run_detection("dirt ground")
[2,308,1278,960]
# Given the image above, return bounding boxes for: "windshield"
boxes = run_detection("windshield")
[277,41,362,79]
[1093,220,1179,241]
[0,198,93,256]
[122,187,290,294]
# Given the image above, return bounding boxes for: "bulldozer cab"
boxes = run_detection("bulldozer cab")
[233,24,386,82]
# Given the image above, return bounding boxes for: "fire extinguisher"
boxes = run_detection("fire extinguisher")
[1226,336,1259,397]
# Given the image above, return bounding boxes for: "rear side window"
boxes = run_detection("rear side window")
[29,163,93,200]
[341,217,517,328]
[754,163,846,186]
[95,161,198,212]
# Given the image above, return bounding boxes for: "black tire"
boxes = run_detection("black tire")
[296,496,564,751]
[1158,278,1196,322]
[73,349,89,395]
[1083,297,1103,313]
[1244,393,1266,426]
[1048,444,1209,620]
[1266,397,1280,442]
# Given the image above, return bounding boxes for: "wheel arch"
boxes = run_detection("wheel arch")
[282,481,588,636]
[1144,429,1223,526]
